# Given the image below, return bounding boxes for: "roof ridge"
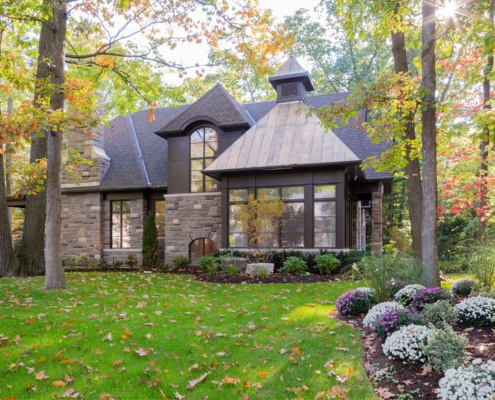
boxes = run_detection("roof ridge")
[126,112,150,186]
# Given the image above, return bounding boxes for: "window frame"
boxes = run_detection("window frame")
[111,200,131,249]
[190,126,219,193]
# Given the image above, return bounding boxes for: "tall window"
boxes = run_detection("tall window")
[228,189,249,247]
[314,185,337,247]
[190,127,219,193]
[189,238,217,264]
[154,200,165,237]
[111,200,131,248]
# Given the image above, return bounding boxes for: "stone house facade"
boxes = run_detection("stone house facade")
[55,57,392,266]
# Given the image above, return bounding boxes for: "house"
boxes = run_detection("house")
[57,57,392,266]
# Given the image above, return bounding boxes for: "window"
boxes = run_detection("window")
[227,186,305,249]
[154,200,165,237]
[189,238,217,264]
[314,185,336,247]
[111,201,131,248]
[228,189,249,247]
[190,127,219,193]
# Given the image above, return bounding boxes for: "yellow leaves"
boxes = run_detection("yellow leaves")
[147,109,155,122]
[256,371,269,378]
[94,55,115,70]
[222,376,240,385]
[52,380,66,387]
[99,394,115,400]
[91,348,103,355]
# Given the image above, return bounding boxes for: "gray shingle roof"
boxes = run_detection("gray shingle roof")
[101,88,392,191]
[155,83,253,136]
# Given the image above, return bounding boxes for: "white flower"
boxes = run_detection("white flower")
[382,324,431,363]
[438,359,495,400]
[454,296,495,325]
[394,284,425,304]
[363,301,405,328]
[355,287,376,301]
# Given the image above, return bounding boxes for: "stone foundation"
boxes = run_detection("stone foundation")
[164,192,222,265]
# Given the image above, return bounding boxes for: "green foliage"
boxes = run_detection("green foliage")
[422,300,457,328]
[172,255,188,269]
[279,256,307,275]
[142,212,159,268]
[437,217,479,268]
[315,253,340,274]
[469,243,495,289]
[197,256,216,271]
[424,325,468,373]
[125,255,138,268]
[225,265,240,276]
[357,255,422,303]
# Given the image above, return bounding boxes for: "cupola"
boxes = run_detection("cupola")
[268,56,315,103]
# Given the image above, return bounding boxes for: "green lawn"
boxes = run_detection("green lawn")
[0,273,378,399]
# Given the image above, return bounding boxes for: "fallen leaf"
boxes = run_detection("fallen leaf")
[159,389,168,399]
[174,392,185,400]
[402,379,414,385]
[418,366,432,376]
[376,387,395,399]
[135,348,149,357]
[222,376,240,385]
[35,371,49,380]
[59,388,83,398]
[99,394,115,400]
[185,371,211,390]
[52,380,66,387]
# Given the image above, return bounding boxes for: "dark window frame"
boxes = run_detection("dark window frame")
[190,126,219,193]
[111,200,131,249]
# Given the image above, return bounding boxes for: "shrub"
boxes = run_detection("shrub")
[382,324,431,363]
[355,287,376,303]
[410,286,452,311]
[363,301,405,328]
[315,253,340,274]
[280,256,307,275]
[468,243,495,289]
[197,256,216,271]
[125,255,138,267]
[172,255,188,269]
[454,296,495,325]
[336,290,371,316]
[225,265,240,276]
[387,279,407,297]
[438,359,495,400]
[422,300,457,328]
[142,212,158,268]
[371,308,424,342]
[424,324,468,373]
[451,278,476,296]
[394,284,425,306]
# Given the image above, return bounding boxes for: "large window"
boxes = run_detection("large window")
[190,127,219,193]
[111,200,131,248]
[228,186,305,249]
[189,238,217,264]
[314,185,336,247]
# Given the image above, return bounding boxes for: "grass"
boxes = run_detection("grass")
[0,272,378,399]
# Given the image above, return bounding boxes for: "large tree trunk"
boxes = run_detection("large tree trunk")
[0,151,19,276]
[421,0,440,287]
[479,0,494,241]
[14,0,55,277]
[44,0,67,290]
[390,15,423,261]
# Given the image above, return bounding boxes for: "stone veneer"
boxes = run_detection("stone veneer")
[61,192,103,262]
[164,192,222,265]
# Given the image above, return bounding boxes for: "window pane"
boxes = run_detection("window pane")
[204,127,217,142]
[314,201,336,217]
[229,205,244,233]
[154,200,165,237]
[191,170,203,181]
[191,159,203,171]
[258,187,278,199]
[314,201,336,248]
[282,186,304,200]
[190,142,203,158]
[204,178,218,192]
[204,141,218,157]
[122,213,131,248]
[229,233,248,247]
[191,181,202,193]
[229,189,248,202]
[315,185,336,199]
[282,202,304,247]
[112,201,121,212]
[315,232,336,247]
[112,212,121,248]
[122,201,131,212]
[190,130,203,144]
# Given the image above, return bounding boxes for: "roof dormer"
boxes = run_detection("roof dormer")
[268,56,315,103]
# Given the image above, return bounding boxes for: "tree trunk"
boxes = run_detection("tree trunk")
[421,0,440,287]
[390,14,423,261]
[0,151,19,276]
[44,0,67,290]
[479,0,494,241]
[14,0,55,277]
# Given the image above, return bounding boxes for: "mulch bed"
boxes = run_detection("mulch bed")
[337,310,495,399]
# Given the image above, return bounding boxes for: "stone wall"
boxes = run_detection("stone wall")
[164,192,222,265]
[102,198,146,265]
[61,192,103,262]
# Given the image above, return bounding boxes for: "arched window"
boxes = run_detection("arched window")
[190,127,219,193]
[189,238,217,264]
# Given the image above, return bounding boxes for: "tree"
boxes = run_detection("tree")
[142,212,159,268]
[421,0,440,287]
[239,192,284,262]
